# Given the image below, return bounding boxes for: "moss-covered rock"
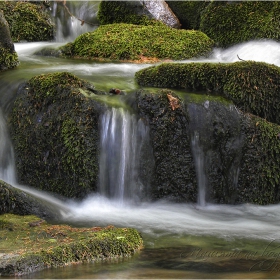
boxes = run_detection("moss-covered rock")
[8,72,106,199]
[134,89,197,201]
[0,214,143,276]
[134,89,280,205]
[166,1,209,30]
[200,1,280,47]
[0,11,19,71]
[0,1,55,42]
[135,61,280,125]
[97,0,179,28]
[0,180,58,220]
[60,23,214,62]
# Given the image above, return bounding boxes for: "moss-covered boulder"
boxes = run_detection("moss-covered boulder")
[98,0,180,28]
[0,11,19,71]
[60,23,214,62]
[135,61,280,125]
[0,1,55,42]
[134,89,280,205]
[0,180,59,220]
[0,214,143,276]
[166,1,209,30]
[200,1,280,47]
[8,72,106,199]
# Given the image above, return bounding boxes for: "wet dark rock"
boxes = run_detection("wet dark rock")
[0,11,19,71]
[0,180,58,220]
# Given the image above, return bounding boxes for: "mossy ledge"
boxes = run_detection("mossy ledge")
[60,23,214,62]
[0,214,143,276]
[8,72,106,199]
[135,61,280,125]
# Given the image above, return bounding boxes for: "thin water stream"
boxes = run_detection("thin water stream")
[1,35,280,278]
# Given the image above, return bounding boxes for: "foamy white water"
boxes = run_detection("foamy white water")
[66,195,280,241]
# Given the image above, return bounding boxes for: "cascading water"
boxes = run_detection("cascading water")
[191,131,207,206]
[51,1,99,42]
[0,108,16,185]
[98,107,149,204]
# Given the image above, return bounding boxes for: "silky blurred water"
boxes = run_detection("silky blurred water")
[1,40,280,278]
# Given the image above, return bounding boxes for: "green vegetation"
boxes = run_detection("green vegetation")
[135,61,280,125]
[0,1,54,42]
[60,23,214,62]
[166,1,209,30]
[9,72,103,198]
[0,47,19,71]
[0,214,143,276]
[97,1,161,26]
[238,115,280,204]
[200,1,280,47]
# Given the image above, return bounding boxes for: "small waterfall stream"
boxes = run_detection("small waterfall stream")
[191,131,207,206]
[0,108,16,185]
[99,107,148,204]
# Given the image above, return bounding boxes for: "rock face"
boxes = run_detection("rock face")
[0,11,19,71]
[134,89,280,205]
[8,71,280,205]
[0,180,58,220]
[0,1,54,42]
[200,1,280,47]
[98,0,180,28]
[142,0,181,28]
[8,72,106,199]
[135,61,280,125]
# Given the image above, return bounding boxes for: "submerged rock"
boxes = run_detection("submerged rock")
[0,11,19,71]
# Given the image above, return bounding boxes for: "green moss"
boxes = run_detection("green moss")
[237,115,280,205]
[60,23,213,62]
[200,1,280,47]
[9,72,102,198]
[0,1,54,42]
[97,1,162,26]
[0,214,143,276]
[166,1,209,30]
[135,61,280,125]
[0,47,19,71]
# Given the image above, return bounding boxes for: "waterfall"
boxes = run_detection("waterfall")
[0,108,16,185]
[98,107,149,204]
[51,1,100,42]
[191,131,207,206]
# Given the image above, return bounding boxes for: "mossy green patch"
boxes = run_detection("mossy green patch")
[60,23,214,62]
[0,1,54,42]
[0,47,19,71]
[0,214,143,276]
[166,1,209,30]
[97,1,162,26]
[135,61,280,125]
[200,1,280,47]
[8,72,104,198]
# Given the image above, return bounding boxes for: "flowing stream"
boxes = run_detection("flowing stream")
[1,4,280,277]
